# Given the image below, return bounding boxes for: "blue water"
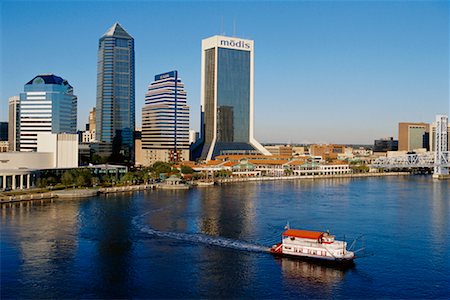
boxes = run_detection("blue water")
[1,176,449,299]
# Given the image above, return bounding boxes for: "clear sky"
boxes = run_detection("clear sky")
[1,0,449,144]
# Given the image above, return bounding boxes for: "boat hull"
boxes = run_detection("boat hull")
[270,249,355,267]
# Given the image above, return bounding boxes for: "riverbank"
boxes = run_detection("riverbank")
[215,171,411,184]
[0,172,411,204]
[0,184,157,204]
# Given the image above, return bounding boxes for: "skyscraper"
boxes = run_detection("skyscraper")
[95,23,135,163]
[398,122,430,151]
[19,74,77,152]
[141,71,190,165]
[192,35,270,161]
[8,96,20,151]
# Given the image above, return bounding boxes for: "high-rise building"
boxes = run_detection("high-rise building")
[192,35,270,161]
[141,71,190,165]
[398,122,430,151]
[8,96,20,151]
[0,122,8,141]
[88,107,96,133]
[19,74,77,152]
[95,23,135,163]
[373,137,398,152]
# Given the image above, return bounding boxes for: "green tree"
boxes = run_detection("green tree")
[180,165,194,174]
[61,171,74,187]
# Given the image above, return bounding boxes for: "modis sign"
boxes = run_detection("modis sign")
[219,39,251,49]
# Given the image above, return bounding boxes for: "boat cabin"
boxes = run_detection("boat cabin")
[282,229,335,244]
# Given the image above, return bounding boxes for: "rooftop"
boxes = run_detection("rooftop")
[26,74,70,86]
[102,22,133,39]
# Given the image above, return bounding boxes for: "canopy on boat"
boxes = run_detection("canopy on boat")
[282,229,324,240]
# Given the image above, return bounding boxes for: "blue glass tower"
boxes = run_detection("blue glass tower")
[96,23,135,163]
[192,35,270,161]
[19,74,77,151]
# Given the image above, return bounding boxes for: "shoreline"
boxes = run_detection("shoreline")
[0,172,426,204]
[215,171,411,184]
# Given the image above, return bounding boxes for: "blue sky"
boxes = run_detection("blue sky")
[1,0,449,144]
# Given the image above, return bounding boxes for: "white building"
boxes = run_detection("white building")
[141,71,190,166]
[19,74,77,152]
[37,133,78,168]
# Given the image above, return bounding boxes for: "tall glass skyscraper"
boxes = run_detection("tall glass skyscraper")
[95,23,135,163]
[192,35,270,161]
[19,74,77,152]
[141,71,190,165]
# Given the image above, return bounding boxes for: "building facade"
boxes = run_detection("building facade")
[19,74,77,152]
[0,122,8,142]
[95,23,135,163]
[141,71,190,166]
[373,137,398,152]
[37,133,78,168]
[192,35,270,161]
[398,122,429,151]
[8,96,20,151]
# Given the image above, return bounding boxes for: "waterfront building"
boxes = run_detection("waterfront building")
[37,133,78,168]
[264,145,293,156]
[19,74,77,152]
[373,137,398,152]
[191,35,270,161]
[95,23,135,163]
[398,122,430,151]
[310,144,346,160]
[141,71,190,166]
[8,96,20,151]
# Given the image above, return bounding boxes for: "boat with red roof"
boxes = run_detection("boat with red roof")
[270,227,355,266]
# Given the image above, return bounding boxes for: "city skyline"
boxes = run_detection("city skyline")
[1,1,449,144]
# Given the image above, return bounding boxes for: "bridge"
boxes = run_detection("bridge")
[371,151,449,169]
[371,115,449,178]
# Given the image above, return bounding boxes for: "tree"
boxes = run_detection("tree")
[180,165,194,174]
[61,171,74,187]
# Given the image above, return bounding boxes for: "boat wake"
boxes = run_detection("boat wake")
[133,214,270,253]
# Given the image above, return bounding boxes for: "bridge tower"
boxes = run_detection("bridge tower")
[434,114,449,177]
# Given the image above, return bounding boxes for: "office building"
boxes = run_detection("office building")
[0,122,8,141]
[95,23,135,163]
[429,122,450,151]
[264,145,293,156]
[141,71,190,165]
[310,144,346,160]
[8,96,20,151]
[19,74,77,152]
[88,107,96,133]
[373,137,398,152]
[192,35,270,161]
[398,122,429,151]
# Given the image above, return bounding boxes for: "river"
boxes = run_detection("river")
[1,176,449,298]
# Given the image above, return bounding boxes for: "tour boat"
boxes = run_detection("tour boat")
[270,228,355,266]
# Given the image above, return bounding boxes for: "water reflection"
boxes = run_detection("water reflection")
[1,199,79,298]
[278,257,347,295]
